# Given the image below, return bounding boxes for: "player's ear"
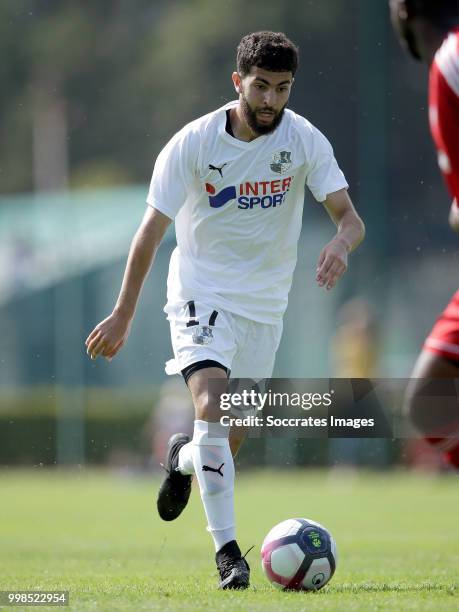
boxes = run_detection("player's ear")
[232,71,241,94]
[391,0,409,21]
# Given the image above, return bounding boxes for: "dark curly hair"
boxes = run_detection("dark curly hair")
[236,31,299,77]
[406,0,459,25]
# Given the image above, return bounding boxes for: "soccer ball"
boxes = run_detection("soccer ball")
[261,518,337,590]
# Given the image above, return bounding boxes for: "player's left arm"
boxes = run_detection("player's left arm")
[316,188,365,290]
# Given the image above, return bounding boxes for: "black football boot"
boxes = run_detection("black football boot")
[157,433,192,521]
[216,540,250,589]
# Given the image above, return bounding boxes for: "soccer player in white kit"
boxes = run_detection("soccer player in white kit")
[86,31,365,589]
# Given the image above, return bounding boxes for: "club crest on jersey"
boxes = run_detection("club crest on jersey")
[270,150,292,174]
[192,325,214,345]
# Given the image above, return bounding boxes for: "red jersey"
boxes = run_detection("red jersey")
[429,28,459,202]
[422,32,459,462]
[424,29,459,362]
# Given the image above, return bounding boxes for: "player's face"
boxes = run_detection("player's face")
[389,0,422,60]
[235,67,293,135]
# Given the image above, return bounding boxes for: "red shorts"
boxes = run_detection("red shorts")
[424,290,459,361]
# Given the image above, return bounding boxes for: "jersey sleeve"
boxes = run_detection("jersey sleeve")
[146,125,200,219]
[432,44,459,202]
[305,126,348,203]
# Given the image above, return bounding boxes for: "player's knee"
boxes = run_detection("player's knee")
[404,380,430,434]
[192,388,223,421]
[404,381,420,426]
[189,373,228,421]
[405,375,458,438]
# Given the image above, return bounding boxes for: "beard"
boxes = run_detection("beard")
[240,93,286,135]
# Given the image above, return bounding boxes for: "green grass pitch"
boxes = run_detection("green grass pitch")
[0,469,458,610]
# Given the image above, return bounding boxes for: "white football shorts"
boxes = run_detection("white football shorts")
[165,300,283,379]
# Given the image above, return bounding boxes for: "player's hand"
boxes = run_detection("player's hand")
[85,311,131,361]
[316,236,349,290]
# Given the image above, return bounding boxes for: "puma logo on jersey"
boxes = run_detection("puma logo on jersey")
[202,462,224,477]
[209,163,227,178]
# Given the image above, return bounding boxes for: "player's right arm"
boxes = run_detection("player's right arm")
[85,206,171,361]
[86,122,199,361]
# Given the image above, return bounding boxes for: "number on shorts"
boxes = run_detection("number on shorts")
[185,301,219,327]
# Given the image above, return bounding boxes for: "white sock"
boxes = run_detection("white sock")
[192,419,235,552]
[177,442,194,475]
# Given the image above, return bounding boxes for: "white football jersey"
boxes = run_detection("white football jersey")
[147,101,348,324]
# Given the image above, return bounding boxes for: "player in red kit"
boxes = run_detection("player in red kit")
[390,0,459,469]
